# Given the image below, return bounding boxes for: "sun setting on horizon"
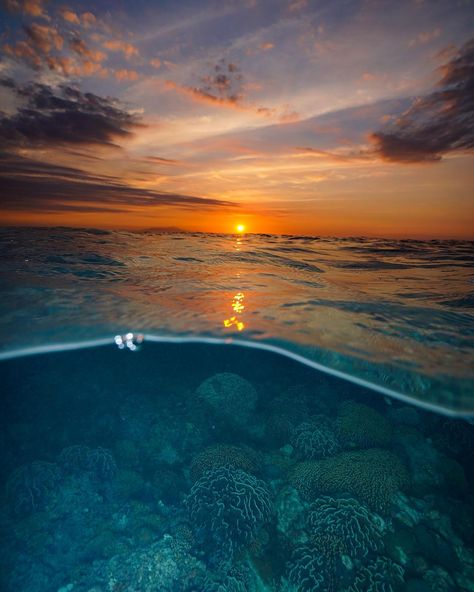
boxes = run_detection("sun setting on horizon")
[0,1,472,238]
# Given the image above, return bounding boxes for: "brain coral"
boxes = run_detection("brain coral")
[196,373,258,425]
[291,417,340,460]
[307,496,385,559]
[190,444,261,482]
[290,449,409,513]
[185,466,272,557]
[345,556,404,592]
[337,402,392,449]
[6,461,61,514]
[58,445,117,480]
[287,543,332,591]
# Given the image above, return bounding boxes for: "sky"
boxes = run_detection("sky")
[0,0,473,237]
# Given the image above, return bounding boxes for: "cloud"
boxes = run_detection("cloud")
[4,0,47,17]
[114,68,139,81]
[59,8,80,25]
[149,57,161,69]
[69,37,106,62]
[371,38,474,163]
[103,39,139,59]
[24,23,64,53]
[408,27,441,48]
[0,152,233,213]
[0,80,140,148]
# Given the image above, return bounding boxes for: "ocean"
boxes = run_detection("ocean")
[0,227,473,591]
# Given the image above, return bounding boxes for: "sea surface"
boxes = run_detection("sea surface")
[1,227,474,591]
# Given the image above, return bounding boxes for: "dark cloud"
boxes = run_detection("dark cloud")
[0,79,140,147]
[199,59,244,103]
[371,38,474,163]
[0,152,233,213]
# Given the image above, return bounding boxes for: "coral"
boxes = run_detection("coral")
[185,466,272,558]
[337,402,392,449]
[79,534,206,591]
[291,417,340,460]
[58,445,117,480]
[307,496,385,559]
[6,461,60,514]
[190,444,261,482]
[290,449,409,513]
[286,544,329,591]
[345,556,404,592]
[196,372,258,427]
[199,561,257,592]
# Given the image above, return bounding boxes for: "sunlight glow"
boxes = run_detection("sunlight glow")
[236,224,246,233]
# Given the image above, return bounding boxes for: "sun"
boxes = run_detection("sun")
[236,224,246,233]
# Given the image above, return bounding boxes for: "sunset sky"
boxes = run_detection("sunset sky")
[0,0,473,237]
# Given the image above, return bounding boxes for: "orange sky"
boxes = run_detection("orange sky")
[0,0,473,238]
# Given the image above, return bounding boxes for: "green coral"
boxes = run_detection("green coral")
[290,449,409,513]
[344,556,404,592]
[190,444,261,482]
[337,402,392,449]
[307,496,385,559]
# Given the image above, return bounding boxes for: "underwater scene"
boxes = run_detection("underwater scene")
[1,341,474,592]
[0,228,473,591]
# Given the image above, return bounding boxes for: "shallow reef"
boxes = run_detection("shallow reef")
[0,342,473,592]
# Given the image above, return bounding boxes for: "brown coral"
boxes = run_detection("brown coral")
[337,401,392,449]
[190,444,261,482]
[290,448,409,513]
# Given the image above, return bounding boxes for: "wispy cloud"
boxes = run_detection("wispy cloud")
[0,152,233,213]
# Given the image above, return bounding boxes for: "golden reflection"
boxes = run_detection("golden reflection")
[224,292,245,331]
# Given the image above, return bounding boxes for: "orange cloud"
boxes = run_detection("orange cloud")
[3,40,41,67]
[70,37,106,62]
[115,68,139,81]
[45,55,108,78]
[60,8,80,24]
[104,39,139,59]
[81,12,97,27]
[150,57,161,69]
[25,24,63,54]
[5,0,47,17]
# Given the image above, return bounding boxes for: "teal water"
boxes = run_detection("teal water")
[0,228,474,590]
[1,341,474,591]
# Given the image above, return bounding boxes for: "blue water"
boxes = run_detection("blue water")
[1,227,473,413]
[1,227,474,591]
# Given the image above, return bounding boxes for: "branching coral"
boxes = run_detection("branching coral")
[291,417,340,460]
[190,444,261,482]
[58,445,117,479]
[290,449,409,513]
[337,402,392,449]
[307,496,385,559]
[185,466,272,558]
[6,461,60,514]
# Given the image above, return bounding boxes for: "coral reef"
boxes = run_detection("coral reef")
[286,543,330,591]
[190,444,261,482]
[78,534,206,591]
[6,461,60,514]
[290,449,409,513]
[185,466,272,558]
[291,416,340,460]
[344,556,404,592]
[196,372,258,429]
[307,496,385,559]
[199,561,257,592]
[58,445,117,480]
[337,401,392,449]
